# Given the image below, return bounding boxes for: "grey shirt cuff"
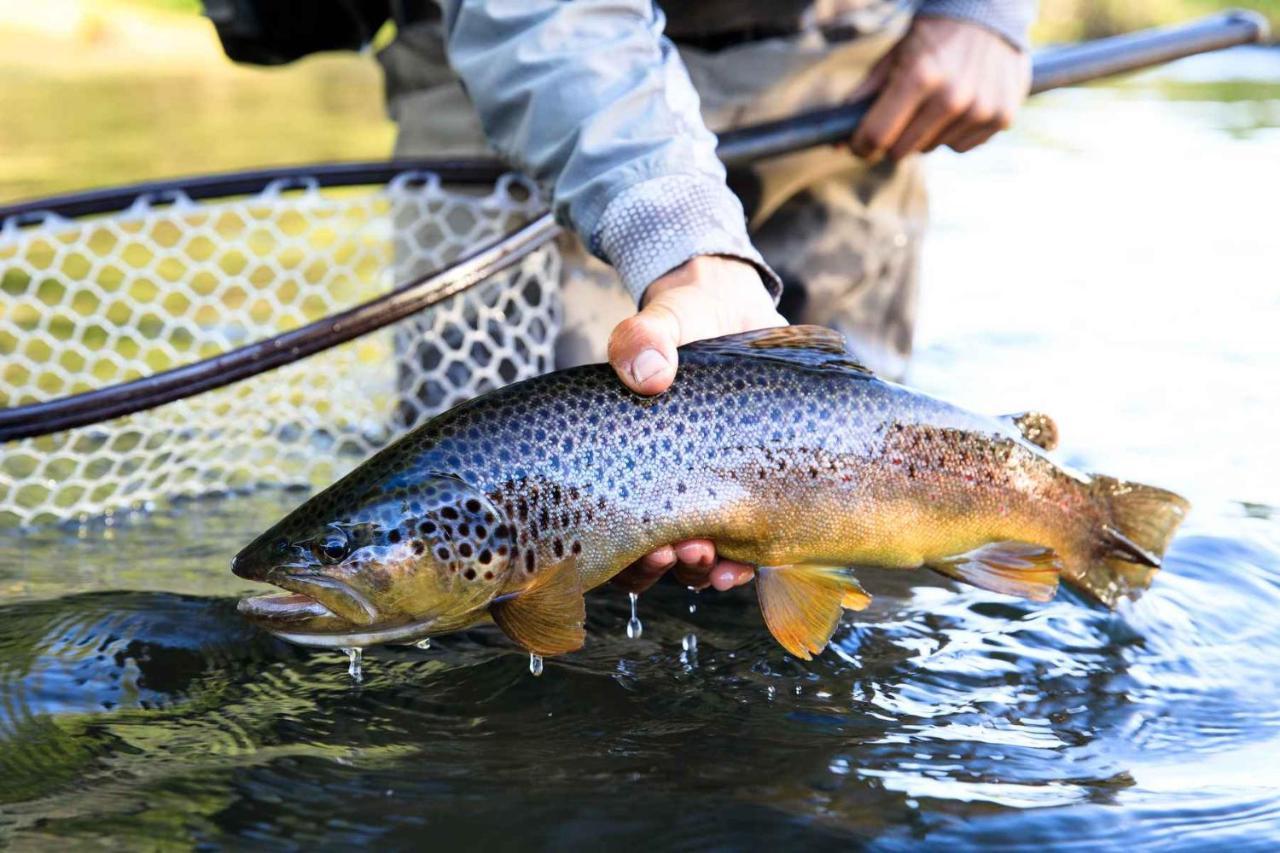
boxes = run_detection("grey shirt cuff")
[591,174,782,304]
[916,0,1037,50]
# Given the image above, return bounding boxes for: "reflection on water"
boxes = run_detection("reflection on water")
[1,47,1279,849]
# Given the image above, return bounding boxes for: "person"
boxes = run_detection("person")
[208,0,1035,593]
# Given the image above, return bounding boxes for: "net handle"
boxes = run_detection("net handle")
[1,211,560,439]
[0,11,1266,442]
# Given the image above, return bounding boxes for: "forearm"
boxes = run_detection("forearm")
[439,0,779,301]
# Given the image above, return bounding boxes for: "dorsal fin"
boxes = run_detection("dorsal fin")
[680,326,873,375]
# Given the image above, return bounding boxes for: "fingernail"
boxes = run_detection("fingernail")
[629,348,668,385]
[711,568,736,592]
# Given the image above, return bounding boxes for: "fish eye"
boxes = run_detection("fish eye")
[314,529,350,564]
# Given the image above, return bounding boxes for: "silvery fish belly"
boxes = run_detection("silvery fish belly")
[232,327,1189,660]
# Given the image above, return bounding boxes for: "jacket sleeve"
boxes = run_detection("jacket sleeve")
[438,0,780,303]
[916,0,1039,49]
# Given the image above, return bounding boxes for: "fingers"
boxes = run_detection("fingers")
[851,17,1030,162]
[612,544,677,594]
[607,256,784,397]
[935,99,1015,153]
[672,539,717,588]
[612,539,756,595]
[886,86,967,161]
[607,299,683,396]
[709,560,756,592]
[851,60,935,163]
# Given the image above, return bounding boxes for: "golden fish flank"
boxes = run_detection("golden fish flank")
[232,326,1189,660]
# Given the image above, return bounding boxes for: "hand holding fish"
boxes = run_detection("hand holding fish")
[607,255,785,594]
[606,255,785,396]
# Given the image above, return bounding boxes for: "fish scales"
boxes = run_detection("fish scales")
[233,327,1189,659]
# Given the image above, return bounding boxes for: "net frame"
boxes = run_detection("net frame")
[0,165,561,527]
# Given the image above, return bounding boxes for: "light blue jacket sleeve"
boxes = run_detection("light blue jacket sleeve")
[438,0,780,303]
[916,0,1038,49]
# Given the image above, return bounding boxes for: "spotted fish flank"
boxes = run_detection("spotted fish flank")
[232,326,1189,659]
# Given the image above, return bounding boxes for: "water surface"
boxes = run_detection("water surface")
[2,48,1279,850]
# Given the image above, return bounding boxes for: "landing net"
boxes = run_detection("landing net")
[0,171,561,526]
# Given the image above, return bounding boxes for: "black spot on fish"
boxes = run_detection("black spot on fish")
[412,541,425,556]
[524,551,536,573]
[464,568,476,580]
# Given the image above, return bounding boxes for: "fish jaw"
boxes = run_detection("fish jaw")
[236,591,444,648]
[236,592,354,634]
[237,569,379,631]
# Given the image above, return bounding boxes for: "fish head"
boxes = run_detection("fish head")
[232,474,514,647]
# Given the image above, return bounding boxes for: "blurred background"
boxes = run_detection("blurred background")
[0,0,1276,201]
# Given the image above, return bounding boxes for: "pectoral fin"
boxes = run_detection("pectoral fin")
[757,564,870,660]
[490,558,586,656]
[928,542,1062,602]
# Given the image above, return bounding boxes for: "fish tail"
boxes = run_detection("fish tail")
[1079,475,1191,606]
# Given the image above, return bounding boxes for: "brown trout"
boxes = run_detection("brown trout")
[232,327,1188,659]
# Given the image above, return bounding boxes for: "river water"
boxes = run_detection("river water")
[1,48,1279,850]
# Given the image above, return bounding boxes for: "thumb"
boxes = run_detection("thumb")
[607,299,684,396]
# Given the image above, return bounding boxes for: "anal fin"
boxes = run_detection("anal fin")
[757,564,870,660]
[490,558,585,656]
[928,541,1062,602]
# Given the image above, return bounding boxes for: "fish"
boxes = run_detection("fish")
[232,326,1189,660]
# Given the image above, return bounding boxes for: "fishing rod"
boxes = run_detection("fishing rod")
[0,10,1268,442]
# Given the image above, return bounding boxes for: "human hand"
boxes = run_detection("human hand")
[606,255,785,396]
[607,254,785,593]
[850,16,1030,163]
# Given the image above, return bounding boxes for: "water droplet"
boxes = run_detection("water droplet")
[344,647,363,683]
[681,633,697,653]
[414,638,432,650]
[626,591,643,639]
[529,653,544,676]
[766,685,776,700]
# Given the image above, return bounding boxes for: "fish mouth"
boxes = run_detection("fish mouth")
[238,573,379,634]
[236,591,441,649]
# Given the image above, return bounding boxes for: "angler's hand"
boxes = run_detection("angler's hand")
[607,255,785,396]
[850,16,1030,162]
[608,254,783,593]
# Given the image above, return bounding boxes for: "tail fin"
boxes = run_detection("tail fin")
[1081,475,1190,606]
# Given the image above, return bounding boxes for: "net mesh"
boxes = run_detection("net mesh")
[0,171,561,527]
